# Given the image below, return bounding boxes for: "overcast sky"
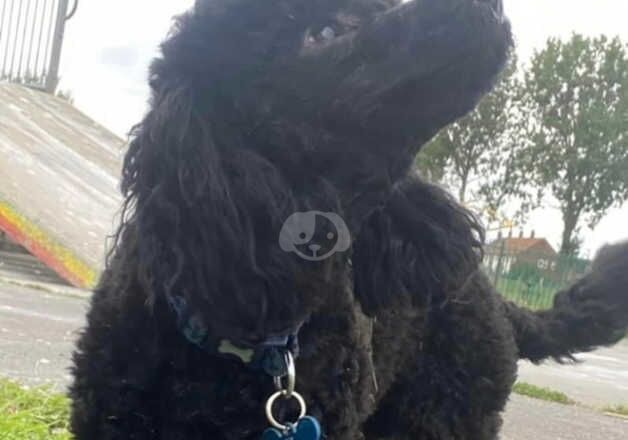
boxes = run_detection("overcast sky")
[57,0,628,255]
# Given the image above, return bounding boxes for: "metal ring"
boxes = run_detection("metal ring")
[272,351,296,397]
[265,390,307,430]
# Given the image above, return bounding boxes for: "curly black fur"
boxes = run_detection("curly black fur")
[70,1,628,439]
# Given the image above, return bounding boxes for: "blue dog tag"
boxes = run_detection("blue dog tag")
[262,416,321,440]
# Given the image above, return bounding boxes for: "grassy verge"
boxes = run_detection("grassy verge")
[0,378,71,439]
[603,405,628,417]
[512,382,574,405]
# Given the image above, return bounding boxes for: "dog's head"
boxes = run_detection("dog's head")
[155,0,511,177]
[119,0,511,343]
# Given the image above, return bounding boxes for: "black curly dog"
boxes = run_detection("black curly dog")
[70,1,628,438]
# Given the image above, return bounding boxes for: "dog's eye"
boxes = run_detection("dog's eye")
[299,233,307,240]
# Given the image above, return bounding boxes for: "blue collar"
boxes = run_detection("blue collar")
[166,294,301,378]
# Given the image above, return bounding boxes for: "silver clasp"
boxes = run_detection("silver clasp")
[272,350,296,397]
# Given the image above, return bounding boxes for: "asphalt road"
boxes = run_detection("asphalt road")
[502,395,627,440]
[517,340,628,407]
[0,282,86,389]
[1,281,627,439]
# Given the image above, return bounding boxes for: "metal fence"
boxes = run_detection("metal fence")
[0,0,75,93]
[484,248,590,310]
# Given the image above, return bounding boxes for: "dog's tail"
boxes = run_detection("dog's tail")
[501,241,628,363]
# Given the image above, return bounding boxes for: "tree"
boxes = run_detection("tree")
[524,35,628,255]
[416,54,533,227]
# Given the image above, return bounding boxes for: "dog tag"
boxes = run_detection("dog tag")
[262,416,321,440]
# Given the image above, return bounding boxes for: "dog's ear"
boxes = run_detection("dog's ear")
[119,78,345,336]
[121,83,225,296]
[352,177,484,315]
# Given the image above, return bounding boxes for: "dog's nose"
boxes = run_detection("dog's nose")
[309,244,322,255]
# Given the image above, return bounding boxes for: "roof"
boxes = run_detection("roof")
[0,82,124,288]
[487,237,557,256]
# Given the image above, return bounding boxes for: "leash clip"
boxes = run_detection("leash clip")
[263,350,322,439]
[272,350,296,397]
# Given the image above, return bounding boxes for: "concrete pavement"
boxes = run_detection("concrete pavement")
[0,281,86,389]
[502,395,628,440]
[517,341,628,406]
[0,82,123,287]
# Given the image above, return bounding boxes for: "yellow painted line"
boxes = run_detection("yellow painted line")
[0,200,97,289]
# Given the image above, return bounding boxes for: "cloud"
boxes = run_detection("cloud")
[505,0,628,61]
[99,46,141,69]
[59,1,193,135]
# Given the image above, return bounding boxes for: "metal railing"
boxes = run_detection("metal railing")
[0,0,75,93]
[484,248,590,310]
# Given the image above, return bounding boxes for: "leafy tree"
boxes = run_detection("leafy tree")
[416,55,533,228]
[415,139,449,184]
[524,35,628,255]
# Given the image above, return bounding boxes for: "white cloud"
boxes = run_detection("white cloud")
[505,0,628,61]
[59,0,194,136]
[57,0,628,254]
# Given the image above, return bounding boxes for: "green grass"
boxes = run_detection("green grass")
[603,405,628,417]
[512,382,574,405]
[0,378,71,439]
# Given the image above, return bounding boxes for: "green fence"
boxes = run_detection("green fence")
[483,247,590,310]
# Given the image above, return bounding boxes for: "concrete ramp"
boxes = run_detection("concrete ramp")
[0,82,124,288]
